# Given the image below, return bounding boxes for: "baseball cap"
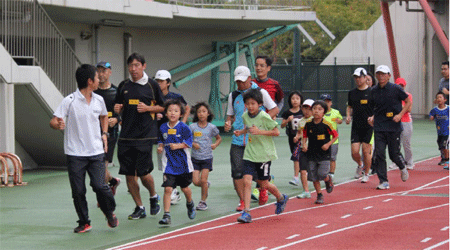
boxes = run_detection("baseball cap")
[155,70,171,80]
[302,99,314,107]
[96,61,111,69]
[320,94,332,101]
[395,77,407,87]
[376,65,391,74]
[353,67,367,76]
[234,66,251,82]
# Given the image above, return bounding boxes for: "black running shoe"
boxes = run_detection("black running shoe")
[74,224,92,233]
[325,174,334,193]
[315,193,324,204]
[128,206,146,220]
[107,213,119,228]
[187,201,196,220]
[158,213,171,225]
[150,195,161,215]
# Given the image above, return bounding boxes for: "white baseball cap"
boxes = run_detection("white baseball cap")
[234,66,251,82]
[353,67,367,76]
[302,99,314,107]
[376,65,391,74]
[155,70,171,80]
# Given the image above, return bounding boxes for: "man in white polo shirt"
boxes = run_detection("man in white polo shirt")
[50,64,117,233]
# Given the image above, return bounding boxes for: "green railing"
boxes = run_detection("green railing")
[155,0,313,10]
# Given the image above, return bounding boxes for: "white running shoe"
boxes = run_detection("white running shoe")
[361,173,369,183]
[354,166,363,179]
[406,164,414,170]
[388,163,398,170]
[376,182,390,190]
[288,177,300,186]
[170,188,181,205]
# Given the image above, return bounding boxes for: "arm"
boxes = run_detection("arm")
[442,88,449,95]
[169,143,190,150]
[346,106,353,124]
[100,115,109,153]
[137,102,164,114]
[224,115,234,132]
[301,136,308,152]
[322,129,338,151]
[211,134,222,150]
[157,143,164,154]
[233,127,248,137]
[248,125,280,136]
[368,115,374,127]
[280,116,293,128]
[267,107,279,120]
[293,128,302,143]
[50,116,65,130]
[393,96,412,123]
[182,105,191,124]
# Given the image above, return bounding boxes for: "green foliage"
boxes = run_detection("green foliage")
[256,0,381,62]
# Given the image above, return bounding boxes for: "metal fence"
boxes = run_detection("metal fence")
[156,0,313,10]
[1,0,81,96]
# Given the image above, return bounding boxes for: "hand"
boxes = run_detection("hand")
[346,116,351,124]
[393,114,402,123]
[321,143,330,151]
[157,113,163,120]
[233,130,241,137]
[137,102,148,113]
[248,125,260,135]
[287,115,294,122]
[367,116,374,127]
[108,118,118,128]
[169,143,179,150]
[193,142,201,150]
[211,144,218,150]
[157,146,163,154]
[102,135,108,153]
[293,137,298,143]
[56,117,65,130]
[224,120,232,132]
[114,104,123,114]
[302,145,308,152]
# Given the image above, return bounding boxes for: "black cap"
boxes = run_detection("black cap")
[96,61,111,69]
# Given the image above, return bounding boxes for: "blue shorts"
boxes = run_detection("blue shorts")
[242,160,271,181]
[192,158,213,172]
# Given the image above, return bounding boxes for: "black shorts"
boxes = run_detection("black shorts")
[105,136,118,163]
[291,144,309,171]
[230,144,245,179]
[162,173,193,189]
[192,158,213,172]
[118,143,154,176]
[242,160,271,180]
[437,135,449,150]
[351,127,373,144]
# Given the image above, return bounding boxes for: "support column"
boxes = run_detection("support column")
[418,0,449,56]
[381,1,401,80]
[0,82,15,153]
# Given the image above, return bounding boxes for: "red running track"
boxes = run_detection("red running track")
[109,157,449,250]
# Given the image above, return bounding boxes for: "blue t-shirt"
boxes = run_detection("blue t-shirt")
[189,122,220,160]
[158,121,194,175]
[429,105,449,136]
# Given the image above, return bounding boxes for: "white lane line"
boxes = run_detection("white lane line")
[270,203,448,250]
[383,198,393,202]
[421,238,432,243]
[286,234,300,240]
[256,247,268,250]
[423,239,450,250]
[316,224,328,228]
[441,226,449,231]
[341,214,352,219]
[363,206,373,210]
[401,176,449,196]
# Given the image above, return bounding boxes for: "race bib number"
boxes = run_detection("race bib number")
[168,129,177,135]
[108,112,113,117]
[194,131,202,137]
[386,112,393,117]
[317,134,325,140]
[129,99,139,105]
[360,99,368,104]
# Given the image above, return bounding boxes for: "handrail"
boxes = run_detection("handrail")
[1,0,82,96]
[158,0,313,10]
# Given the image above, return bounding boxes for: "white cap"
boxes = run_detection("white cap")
[376,65,391,74]
[234,66,251,82]
[353,67,367,76]
[302,99,314,107]
[155,70,171,80]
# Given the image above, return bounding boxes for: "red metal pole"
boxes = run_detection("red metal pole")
[381,1,400,80]
[418,0,449,56]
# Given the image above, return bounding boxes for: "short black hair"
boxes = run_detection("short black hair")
[312,100,328,114]
[192,102,214,122]
[256,56,273,67]
[75,64,97,90]
[436,91,447,99]
[164,99,185,119]
[288,90,304,109]
[443,61,449,67]
[243,88,263,104]
[127,52,146,65]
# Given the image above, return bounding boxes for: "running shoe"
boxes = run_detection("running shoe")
[444,161,449,170]
[207,181,211,188]
[187,201,196,219]
[400,168,409,182]
[158,213,171,225]
[251,188,259,202]
[325,174,334,193]
[288,177,300,186]
[150,195,161,215]
[388,163,398,170]
[237,211,252,223]
[296,191,311,199]
[196,201,208,211]
[259,188,268,205]
[406,164,415,170]
[438,159,447,166]
[376,182,390,190]
[170,188,181,205]
[236,200,245,212]
[106,213,119,228]
[275,194,288,214]
[354,166,363,179]
[110,177,121,195]
[315,193,324,204]
[361,173,369,183]
[128,206,146,220]
[74,224,92,233]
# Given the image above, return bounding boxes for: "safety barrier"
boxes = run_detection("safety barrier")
[0,153,27,187]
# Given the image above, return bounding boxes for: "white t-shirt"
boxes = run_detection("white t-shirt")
[53,89,108,156]
[226,84,277,116]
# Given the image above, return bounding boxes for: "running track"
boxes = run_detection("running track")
[109,157,449,250]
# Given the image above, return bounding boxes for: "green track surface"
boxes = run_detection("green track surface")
[0,119,439,250]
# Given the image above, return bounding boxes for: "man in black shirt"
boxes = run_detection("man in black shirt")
[114,53,164,219]
[346,68,373,183]
[94,61,121,194]
[368,65,411,190]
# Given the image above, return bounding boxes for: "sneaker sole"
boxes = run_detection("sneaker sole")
[237,218,252,223]
[288,182,299,186]
[128,215,146,220]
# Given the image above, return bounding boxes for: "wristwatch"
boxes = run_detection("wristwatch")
[102,131,110,138]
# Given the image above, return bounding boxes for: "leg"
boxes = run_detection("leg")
[313,181,321,194]
[330,161,336,174]
[230,145,245,201]
[387,131,406,170]
[351,142,363,166]
[293,161,300,178]
[401,122,413,167]
[234,178,245,201]
[105,162,113,183]
[200,169,210,201]
[87,154,116,216]
[163,187,172,213]
[67,155,90,225]
[181,186,193,203]
[242,174,253,211]
[300,170,309,192]
[361,143,372,174]
[127,175,142,206]
[140,174,157,197]
[192,170,201,187]
[374,131,388,184]
[258,180,282,201]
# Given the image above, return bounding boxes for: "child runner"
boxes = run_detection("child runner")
[189,102,222,210]
[280,91,304,186]
[157,99,196,225]
[293,99,315,199]
[320,94,343,178]
[429,92,449,170]
[233,89,288,223]
[302,100,338,204]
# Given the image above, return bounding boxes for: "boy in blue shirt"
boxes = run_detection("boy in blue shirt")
[429,92,449,170]
[157,99,196,225]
